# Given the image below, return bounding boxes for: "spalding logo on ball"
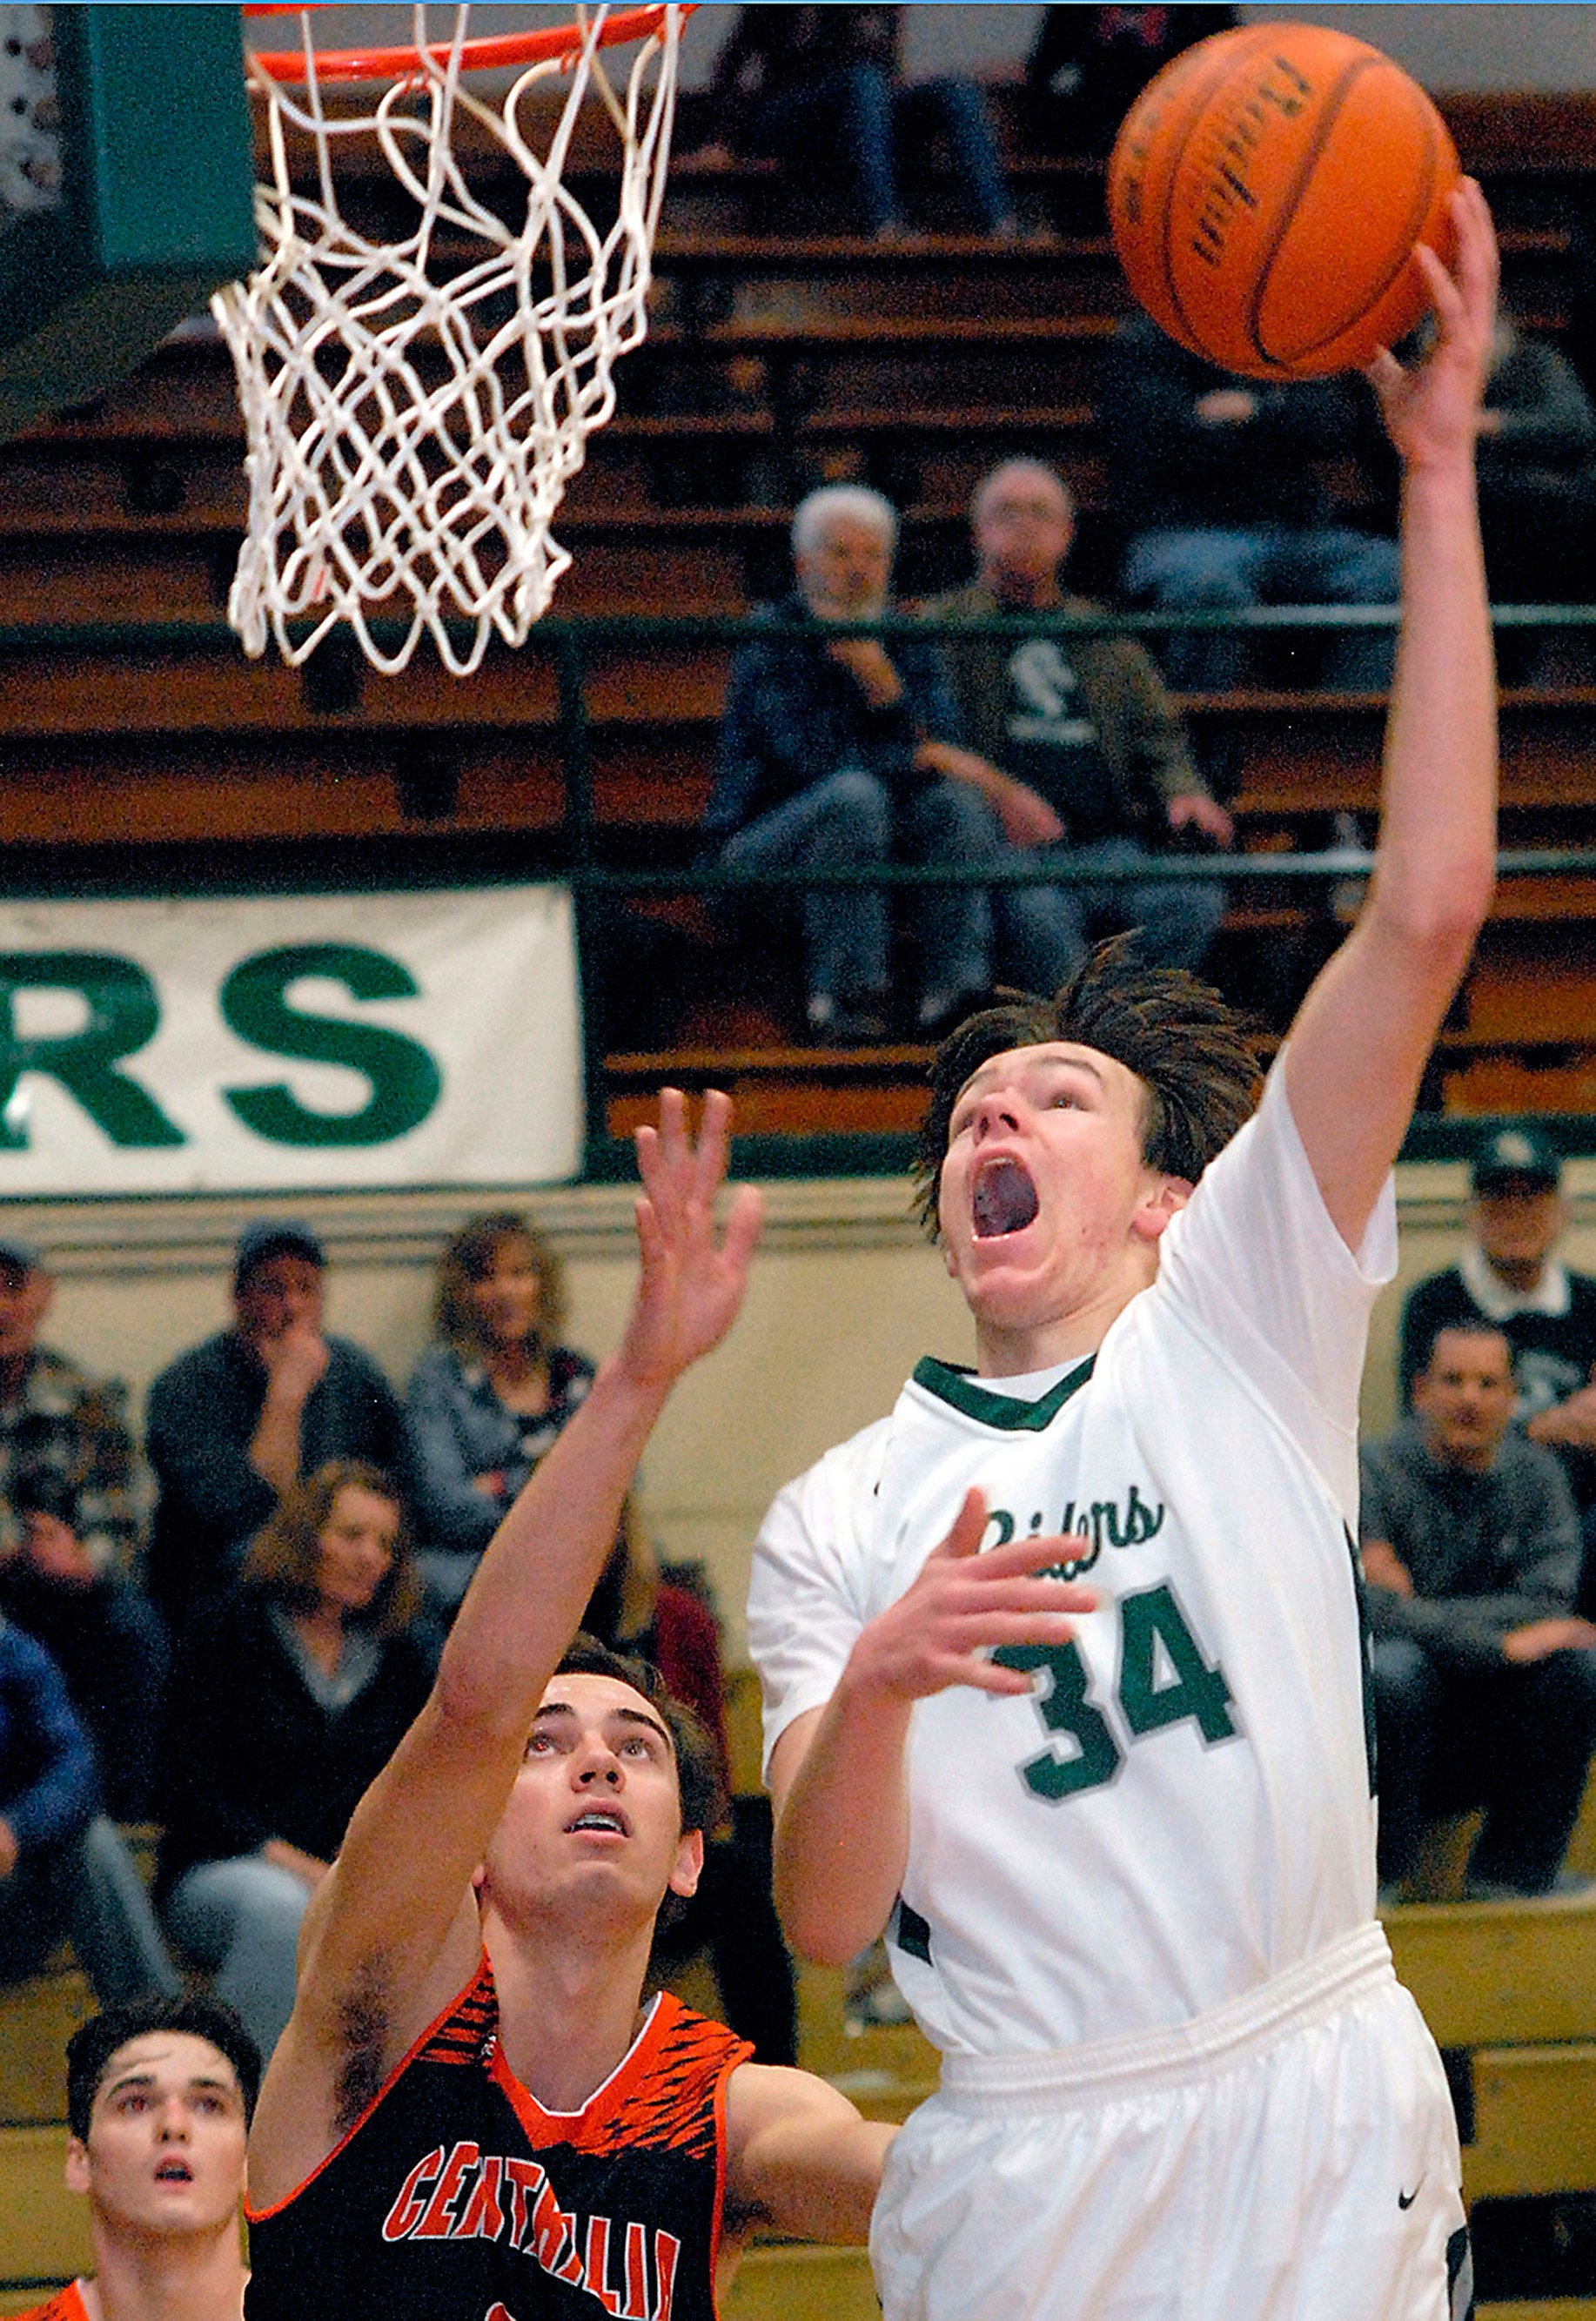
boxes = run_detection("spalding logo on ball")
[1108,22,1459,379]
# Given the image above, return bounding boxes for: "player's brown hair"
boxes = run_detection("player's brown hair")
[915,936,1264,1234]
[240,1459,426,1639]
[66,1996,262,2140]
[432,1211,567,1357]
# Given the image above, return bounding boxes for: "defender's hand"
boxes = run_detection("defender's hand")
[618,1090,763,1395]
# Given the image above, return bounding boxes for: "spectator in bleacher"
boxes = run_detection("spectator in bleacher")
[11,1995,258,2321]
[1475,313,1596,677]
[1362,1322,1596,1900]
[144,1221,412,1629]
[1025,5,1237,157]
[920,457,1231,983]
[406,1212,594,1613]
[1103,310,1401,691]
[0,1613,179,2005]
[1399,1125,1596,1614]
[694,5,1022,238]
[0,1468,167,1821]
[157,1461,438,2061]
[706,483,1005,1041]
[0,1235,149,1580]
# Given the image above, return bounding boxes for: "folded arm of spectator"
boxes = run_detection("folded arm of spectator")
[1526,1380,1596,1451]
[404,1352,511,1558]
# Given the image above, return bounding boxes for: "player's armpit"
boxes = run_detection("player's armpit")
[723,2063,895,2244]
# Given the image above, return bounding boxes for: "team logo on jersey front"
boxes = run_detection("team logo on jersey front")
[983,1482,1165,1578]
[384,2143,680,2318]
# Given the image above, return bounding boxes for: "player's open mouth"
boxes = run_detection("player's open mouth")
[153,2160,194,2183]
[973,1156,1040,1238]
[566,1808,629,1836]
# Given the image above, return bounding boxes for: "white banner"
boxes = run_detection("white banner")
[0,887,584,1194]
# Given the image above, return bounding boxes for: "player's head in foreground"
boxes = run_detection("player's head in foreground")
[916,937,1263,1360]
[476,1637,722,1951]
[64,1995,259,2254]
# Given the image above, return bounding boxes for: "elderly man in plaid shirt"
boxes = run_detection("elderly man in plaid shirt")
[0,1234,163,1818]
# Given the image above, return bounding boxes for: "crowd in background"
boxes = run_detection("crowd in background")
[0,1211,795,2069]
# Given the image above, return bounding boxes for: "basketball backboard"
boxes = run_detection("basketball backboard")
[0,4,257,439]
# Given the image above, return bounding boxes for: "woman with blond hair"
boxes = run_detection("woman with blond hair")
[406,1211,596,1609]
[158,1461,438,2060]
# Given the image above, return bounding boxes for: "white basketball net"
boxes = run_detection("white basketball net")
[217,4,687,677]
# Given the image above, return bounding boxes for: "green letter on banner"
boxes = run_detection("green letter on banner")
[0,953,185,1148]
[221,944,442,1148]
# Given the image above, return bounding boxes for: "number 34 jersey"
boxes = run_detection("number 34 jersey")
[748,1064,1397,2057]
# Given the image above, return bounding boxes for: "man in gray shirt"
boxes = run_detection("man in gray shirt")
[1362,1321,1596,1898]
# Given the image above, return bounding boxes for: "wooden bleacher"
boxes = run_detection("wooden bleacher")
[3,77,1596,1137]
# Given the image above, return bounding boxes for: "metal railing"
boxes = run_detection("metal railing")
[4,603,1596,1171]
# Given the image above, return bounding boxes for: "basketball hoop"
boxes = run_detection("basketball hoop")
[218,4,692,677]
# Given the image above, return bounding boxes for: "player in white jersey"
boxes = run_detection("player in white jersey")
[747,183,1499,2321]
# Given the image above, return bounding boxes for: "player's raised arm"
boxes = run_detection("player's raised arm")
[251,1093,761,2190]
[1284,180,1499,1250]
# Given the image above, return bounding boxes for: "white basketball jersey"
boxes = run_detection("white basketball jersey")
[748,1064,1396,2056]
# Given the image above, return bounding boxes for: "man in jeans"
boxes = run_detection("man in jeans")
[1362,1321,1596,1900]
[705,484,1002,1043]
[922,458,1232,987]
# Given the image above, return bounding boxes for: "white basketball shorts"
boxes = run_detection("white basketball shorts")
[870,1923,1471,2321]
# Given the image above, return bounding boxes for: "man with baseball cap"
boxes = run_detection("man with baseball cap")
[1399,1126,1596,1613]
[144,1220,412,1627]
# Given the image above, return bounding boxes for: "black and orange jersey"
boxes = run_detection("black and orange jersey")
[10,2284,91,2321]
[245,1959,753,2321]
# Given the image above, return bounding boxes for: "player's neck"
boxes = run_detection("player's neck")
[83,2221,245,2321]
[483,1905,657,2116]
[971,1271,1151,1379]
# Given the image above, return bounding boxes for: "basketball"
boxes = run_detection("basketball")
[1107,23,1460,379]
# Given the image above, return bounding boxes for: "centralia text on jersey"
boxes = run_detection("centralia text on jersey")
[382,2143,680,2319]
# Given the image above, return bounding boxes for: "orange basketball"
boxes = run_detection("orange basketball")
[1107,22,1459,379]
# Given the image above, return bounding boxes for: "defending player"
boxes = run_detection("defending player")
[748,184,1499,2321]
[242,1093,893,2321]
[17,1996,258,2321]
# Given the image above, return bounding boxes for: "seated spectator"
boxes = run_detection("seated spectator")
[0,1613,178,2004]
[921,457,1231,984]
[406,1212,594,1613]
[12,1993,258,2321]
[1398,1125,1596,1611]
[1025,5,1238,157]
[1103,310,1401,690]
[0,1234,148,1579]
[696,4,1020,238]
[0,1468,168,1820]
[158,1461,438,2062]
[1362,1324,1596,1901]
[705,484,1006,1042]
[144,1221,412,1627]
